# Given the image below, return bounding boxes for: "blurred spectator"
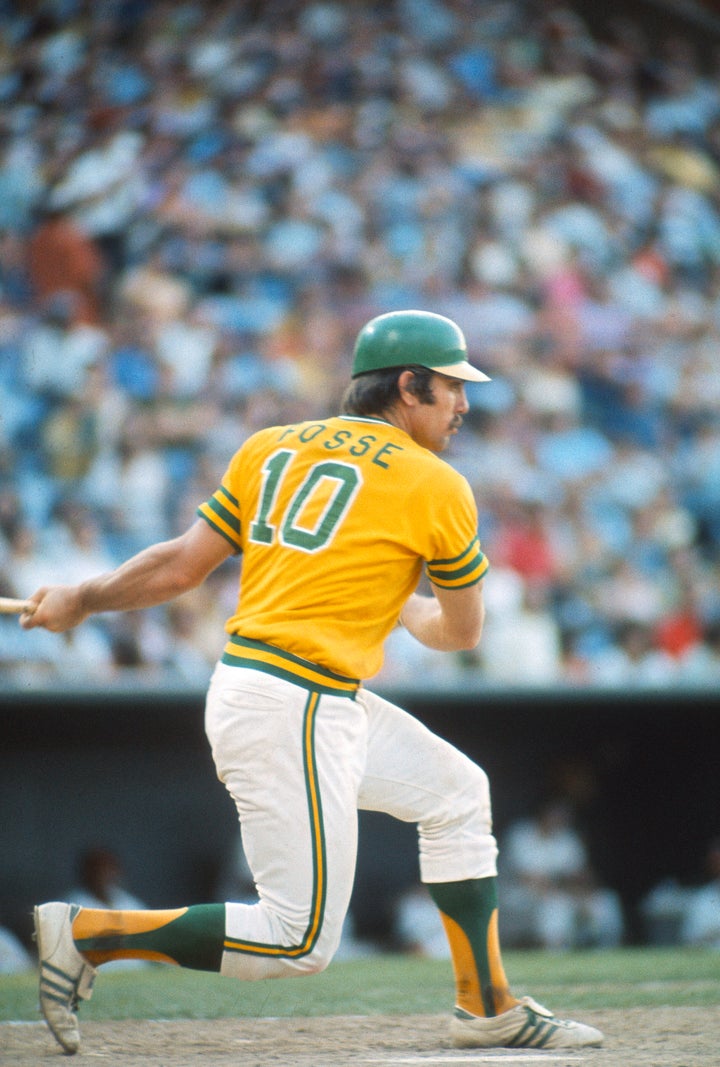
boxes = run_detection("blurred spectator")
[394,884,450,959]
[654,593,704,662]
[20,293,109,402]
[640,876,694,946]
[0,0,719,690]
[682,836,720,947]
[153,301,219,399]
[47,501,118,585]
[493,502,559,585]
[41,387,102,483]
[4,524,58,595]
[48,124,145,273]
[68,846,147,912]
[104,611,169,677]
[588,620,678,687]
[641,836,720,947]
[161,599,218,685]
[0,919,33,974]
[679,617,720,684]
[681,836,720,948]
[0,231,32,306]
[81,430,173,554]
[499,798,625,950]
[594,559,666,628]
[27,205,107,326]
[479,580,564,685]
[394,883,456,960]
[117,248,192,327]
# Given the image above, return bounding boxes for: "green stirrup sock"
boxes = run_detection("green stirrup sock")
[149,904,226,971]
[428,877,513,1016]
[75,904,227,972]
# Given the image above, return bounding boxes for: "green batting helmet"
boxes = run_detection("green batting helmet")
[351,310,490,382]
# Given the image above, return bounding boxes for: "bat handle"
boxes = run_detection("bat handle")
[0,597,36,615]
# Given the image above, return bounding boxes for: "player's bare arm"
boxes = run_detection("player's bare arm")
[21,520,233,633]
[400,580,484,652]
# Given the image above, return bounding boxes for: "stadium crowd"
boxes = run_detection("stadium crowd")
[1,0,720,688]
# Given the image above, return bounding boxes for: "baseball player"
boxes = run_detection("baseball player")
[25,311,603,1054]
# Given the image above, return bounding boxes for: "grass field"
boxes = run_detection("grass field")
[3,947,719,1023]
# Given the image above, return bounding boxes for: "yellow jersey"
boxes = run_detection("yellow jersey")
[197,415,488,691]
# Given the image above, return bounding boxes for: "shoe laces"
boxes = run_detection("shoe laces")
[519,995,554,1019]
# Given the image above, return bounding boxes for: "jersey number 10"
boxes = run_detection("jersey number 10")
[249,449,363,553]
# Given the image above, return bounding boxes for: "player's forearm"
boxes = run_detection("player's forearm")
[22,520,232,633]
[77,539,201,616]
[24,537,210,633]
[399,591,484,651]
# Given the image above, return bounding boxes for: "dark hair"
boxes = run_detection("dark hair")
[341,365,435,417]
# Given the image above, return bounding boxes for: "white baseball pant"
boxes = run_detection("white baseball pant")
[204,663,497,981]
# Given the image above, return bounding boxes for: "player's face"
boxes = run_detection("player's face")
[411,374,469,453]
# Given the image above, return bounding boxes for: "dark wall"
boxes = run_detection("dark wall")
[2,686,718,946]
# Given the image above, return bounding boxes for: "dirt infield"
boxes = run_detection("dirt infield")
[2,1007,717,1066]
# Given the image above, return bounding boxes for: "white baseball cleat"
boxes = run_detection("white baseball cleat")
[34,902,97,1055]
[450,995,604,1049]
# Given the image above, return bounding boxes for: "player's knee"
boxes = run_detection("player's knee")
[301,946,333,975]
[444,757,492,825]
[421,757,493,843]
[283,932,336,976]
[467,760,492,820]
[303,916,347,975]
[278,915,341,976]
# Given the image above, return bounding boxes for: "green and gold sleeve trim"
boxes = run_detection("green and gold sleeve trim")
[222,635,360,698]
[197,486,242,552]
[426,536,489,589]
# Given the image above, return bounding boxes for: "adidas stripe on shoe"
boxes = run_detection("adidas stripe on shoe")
[34,902,97,1055]
[450,995,604,1049]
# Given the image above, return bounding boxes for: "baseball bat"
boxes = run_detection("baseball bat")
[0,597,36,615]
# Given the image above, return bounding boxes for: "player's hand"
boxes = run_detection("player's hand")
[20,586,88,633]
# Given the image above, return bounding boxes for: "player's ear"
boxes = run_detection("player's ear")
[397,369,419,404]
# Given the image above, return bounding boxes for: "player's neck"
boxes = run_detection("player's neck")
[379,405,412,437]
